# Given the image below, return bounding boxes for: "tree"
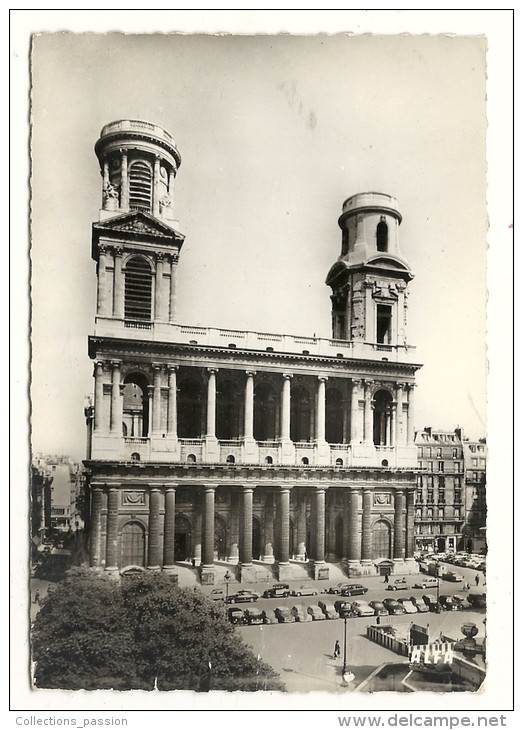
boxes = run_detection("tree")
[32,568,284,692]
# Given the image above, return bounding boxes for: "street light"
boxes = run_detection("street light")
[341,614,355,685]
[224,570,232,604]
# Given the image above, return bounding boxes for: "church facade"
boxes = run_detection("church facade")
[84,119,422,583]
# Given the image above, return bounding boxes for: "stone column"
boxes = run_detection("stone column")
[102,160,110,197]
[163,487,176,570]
[167,366,178,437]
[148,488,162,570]
[202,486,215,569]
[110,361,122,434]
[90,486,103,567]
[361,488,373,563]
[105,486,119,572]
[316,377,327,441]
[154,254,164,322]
[342,490,351,559]
[152,365,162,434]
[262,492,274,563]
[169,254,178,323]
[405,488,416,559]
[153,155,161,217]
[394,489,406,560]
[113,247,124,319]
[97,245,108,316]
[206,369,217,438]
[120,149,129,211]
[390,404,397,447]
[280,374,292,440]
[244,371,255,440]
[228,491,240,563]
[278,487,290,564]
[240,487,254,568]
[313,488,326,563]
[348,489,362,563]
[406,385,416,446]
[296,493,307,560]
[94,361,105,432]
[363,381,374,445]
[350,380,362,443]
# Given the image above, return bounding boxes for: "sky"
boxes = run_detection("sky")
[28,30,491,461]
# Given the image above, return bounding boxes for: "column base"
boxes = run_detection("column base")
[162,565,177,574]
[262,554,275,564]
[104,566,120,580]
[346,560,363,578]
[239,564,258,583]
[277,563,295,581]
[200,567,216,585]
[313,562,330,581]
[147,565,162,571]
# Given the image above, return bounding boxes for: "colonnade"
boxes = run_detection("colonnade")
[91,484,416,572]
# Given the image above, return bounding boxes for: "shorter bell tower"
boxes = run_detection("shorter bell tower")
[326,192,413,348]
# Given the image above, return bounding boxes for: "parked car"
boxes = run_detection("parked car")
[386,578,408,591]
[292,584,318,597]
[409,596,429,613]
[438,594,460,611]
[228,590,259,604]
[422,594,440,612]
[318,600,339,619]
[467,593,487,610]
[209,589,225,601]
[350,600,375,617]
[244,607,265,624]
[340,583,369,596]
[382,598,405,615]
[275,606,295,623]
[412,576,439,590]
[334,600,355,618]
[291,605,312,622]
[369,600,388,616]
[307,605,326,621]
[262,609,279,625]
[442,571,464,582]
[227,607,246,625]
[398,598,418,614]
[327,583,352,595]
[262,583,290,599]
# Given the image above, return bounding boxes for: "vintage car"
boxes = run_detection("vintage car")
[438,594,461,611]
[227,590,259,604]
[291,605,312,622]
[409,596,429,613]
[262,583,291,599]
[442,571,464,582]
[467,592,487,610]
[227,607,246,625]
[382,599,405,615]
[307,605,326,621]
[333,600,354,618]
[412,576,439,590]
[398,598,418,614]
[244,607,265,624]
[262,609,279,625]
[340,584,369,596]
[274,606,295,623]
[349,600,375,617]
[318,600,339,619]
[209,589,225,602]
[422,594,440,612]
[386,578,409,591]
[292,584,318,597]
[327,583,352,595]
[369,600,388,616]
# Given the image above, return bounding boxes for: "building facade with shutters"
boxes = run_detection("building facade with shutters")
[84,120,423,583]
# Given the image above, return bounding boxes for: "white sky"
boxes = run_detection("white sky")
[10,8,514,718]
[29,31,492,460]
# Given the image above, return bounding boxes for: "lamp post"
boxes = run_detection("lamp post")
[341,614,355,685]
[435,574,441,613]
[224,570,232,604]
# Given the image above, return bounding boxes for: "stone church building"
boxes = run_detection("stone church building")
[84,119,422,583]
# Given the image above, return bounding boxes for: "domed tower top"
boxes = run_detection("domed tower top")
[94,119,181,225]
[338,192,404,264]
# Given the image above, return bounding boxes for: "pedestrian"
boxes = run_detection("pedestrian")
[34,590,40,605]
[333,640,341,659]
[475,574,480,587]
[384,574,389,584]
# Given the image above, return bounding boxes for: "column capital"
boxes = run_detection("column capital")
[318,376,328,383]
[282,373,293,381]
[242,485,254,493]
[113,246,123,258]
[98,243,108,255]
[245,370,257,378]
[119,147,128,155]
[167,364,179,373]
[207,368,219,375]
[165,485,177,493]
[111,359,122,369]
[152,363,164,373]
[203,485,216,493]
[278,486,291,494]
[149,486,161,494]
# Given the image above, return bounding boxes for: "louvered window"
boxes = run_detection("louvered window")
[129,161,152,211]
[125,257,152,321]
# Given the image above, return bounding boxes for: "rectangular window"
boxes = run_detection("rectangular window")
[438,461,444,472]
[438,507,444,519]
[427,490,434,503]
[426,447,432,458]
[454,508,461,519]
[376,304,392,344]
[436,448,442,458]
[438,490,445,504]
[453,448,458,458]
[427,508,433,519]
[454,462,461,473]
[417,448,423,458]
[428,476,434,488]
[472,458,478,467]
[428,462,434,472]
[454,490,461,504]
[416,508,422,519]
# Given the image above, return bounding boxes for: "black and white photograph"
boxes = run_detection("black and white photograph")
[12,9,513,719]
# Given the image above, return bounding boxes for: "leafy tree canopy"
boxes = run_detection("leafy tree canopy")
[32,568,284,692]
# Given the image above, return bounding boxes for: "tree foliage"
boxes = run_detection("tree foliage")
[32,568,284,692]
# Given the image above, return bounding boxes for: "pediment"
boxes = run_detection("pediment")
[365,254,411,272]
[94,211,182,240]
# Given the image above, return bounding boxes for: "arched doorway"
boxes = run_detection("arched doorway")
[335,516,344,558]
[371,519,391,560]
[120,521,145,567]
[174,514,192,561]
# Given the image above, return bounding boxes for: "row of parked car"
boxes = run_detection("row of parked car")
[417,551,486,572]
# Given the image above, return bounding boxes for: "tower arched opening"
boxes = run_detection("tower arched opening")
[373,389,393,446]
[216,379,241,440]
[178,378,203,438]
[122,373,150,437]
[124,255,153,321]
[377,219,389,252]
[291,385,312,442]
[129,159,153,211]
[326,387,344,444]
[254,382,278,441]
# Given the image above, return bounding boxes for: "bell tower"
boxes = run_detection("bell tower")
[326,192,413,348]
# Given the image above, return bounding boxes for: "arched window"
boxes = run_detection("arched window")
[335,458,343,467]
[301,457,309,465]
[254,382,278,441]
[186,453,196,463]
[129,160,152,211]
[123,373,150,437]
[291,385,311,442]
[216,379,241,439]
[226,454,235,464]
[265,456,273,465]
[326,387,344,444]
[125,256,153,321]
[120,521,145,567]
[377,220,388,252]
[373,389,393,446]
[178,379,203,438]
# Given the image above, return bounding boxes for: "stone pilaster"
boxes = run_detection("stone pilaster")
[120,149,129,211]
[363,381,374,445]
[262,491,274,563]
[113,247,124,319]
[97,245,108,316]
[105,486,119,572]
[405,488,416,560]
[163,487,176,570]
[167,366,178,437]
[350,379,362,443]
[152,365,162,434]
[153,155,161,217]
[348,489,362,563]
[201,487,216,584]
[94,361,106,432]
[361,488,373,563]
[154,254,164,322]
[277,487,293,581]
[296,492,307,561]
[240,487,254,566]
[394,489,405,560]
[110,360,122,434]
[90,486,103,567]
[169,253,178,323]
[148,488,162,570]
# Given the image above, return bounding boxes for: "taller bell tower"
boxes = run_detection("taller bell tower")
[326,192,413,347]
